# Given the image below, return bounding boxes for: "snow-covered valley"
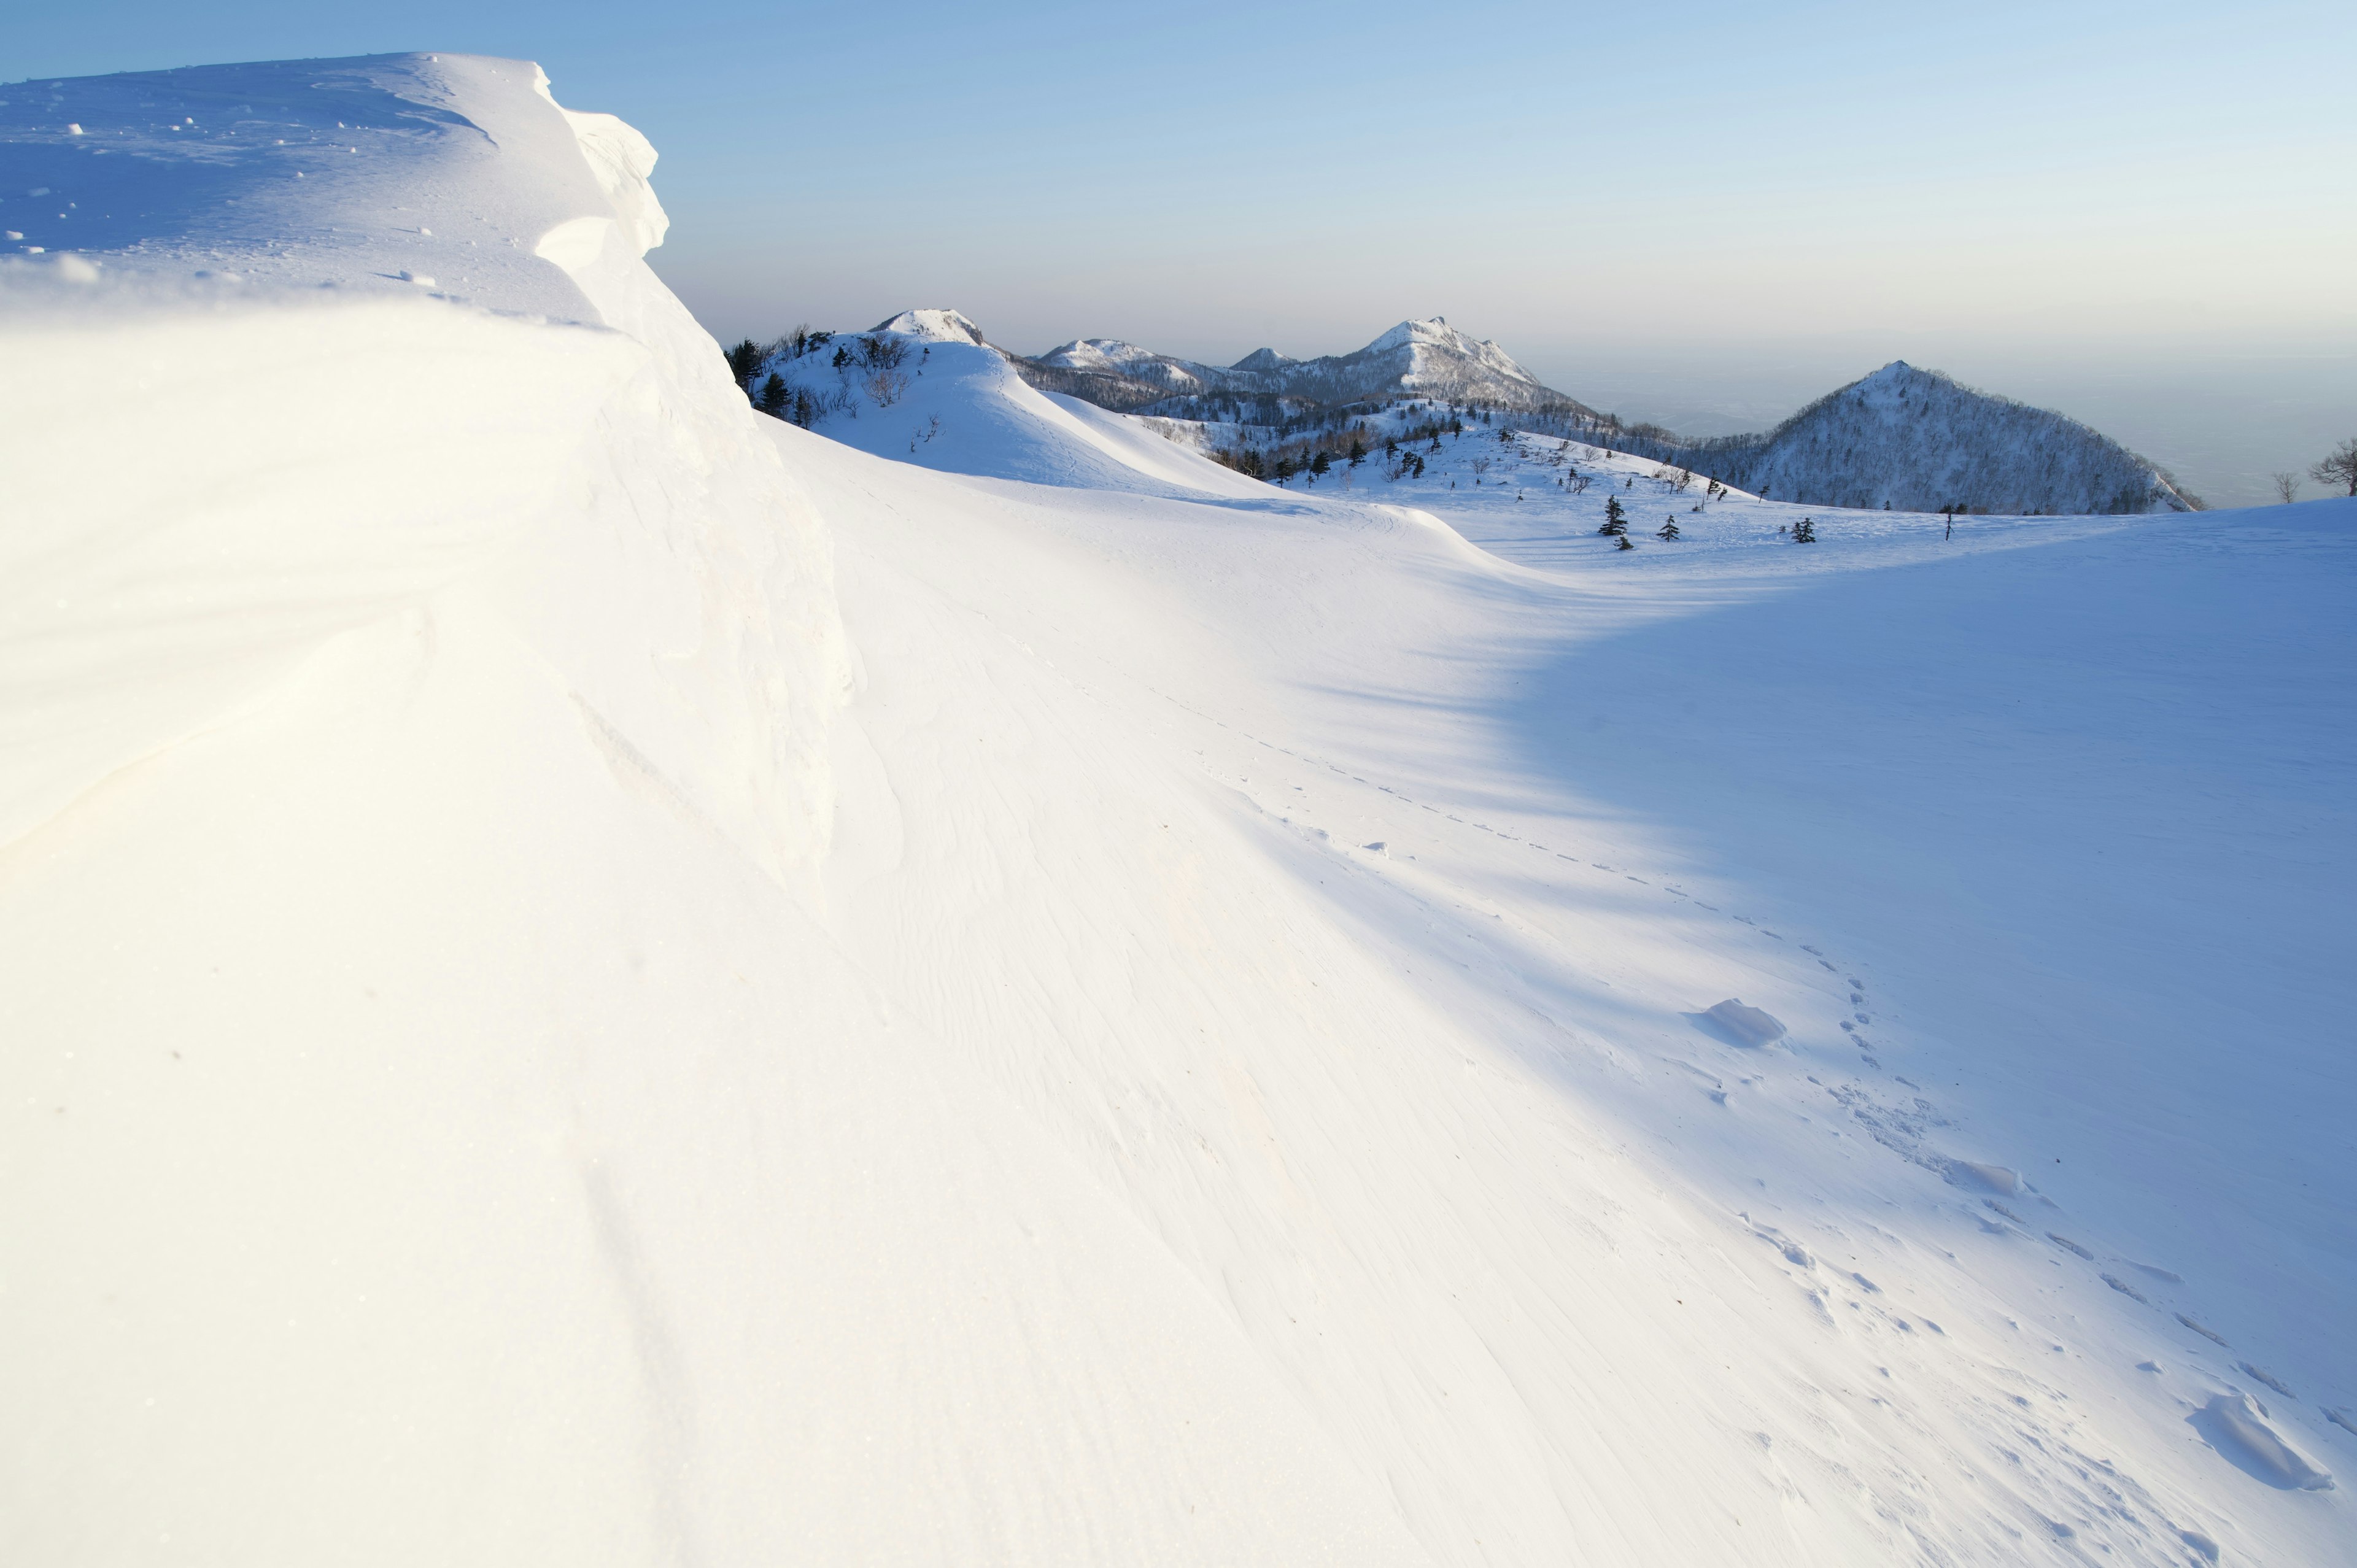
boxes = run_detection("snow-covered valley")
[4,53,2351,1567]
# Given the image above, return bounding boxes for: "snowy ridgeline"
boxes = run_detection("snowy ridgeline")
[733,310,2194,516]
[1028,314,1574,417]
[10,50,2357,1568]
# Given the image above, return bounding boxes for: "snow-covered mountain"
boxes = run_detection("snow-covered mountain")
[1015,333,2189,514]
[1028,315,1591,416]
[1628,361,2198,514]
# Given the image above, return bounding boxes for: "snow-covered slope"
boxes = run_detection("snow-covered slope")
[778,389,2357,1565]
[1648,360,2197,514]
[10,51,2351,1568]
[755,308,1268,498]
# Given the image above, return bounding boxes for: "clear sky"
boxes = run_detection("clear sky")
[10,1,2352,503]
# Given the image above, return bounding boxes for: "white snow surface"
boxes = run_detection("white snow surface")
[8,55,2356,1568]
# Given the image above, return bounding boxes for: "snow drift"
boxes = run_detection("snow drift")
[0,56,1421,1566]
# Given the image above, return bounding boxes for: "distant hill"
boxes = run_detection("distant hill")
[1610,361,2199,514]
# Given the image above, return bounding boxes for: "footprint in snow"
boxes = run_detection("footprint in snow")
[2177,1313,2231,1347]
[2102,1273,2150,1303]
[2237,1362,2296,1399]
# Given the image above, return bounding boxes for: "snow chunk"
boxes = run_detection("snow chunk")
[1945,1160,2020,1195]
[2195,1391,2334,1490]
[1705,998,1786,1046]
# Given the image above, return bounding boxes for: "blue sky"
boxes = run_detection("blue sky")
[9,1,2351,501]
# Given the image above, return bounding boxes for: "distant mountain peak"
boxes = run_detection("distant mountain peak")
[1365,317,1458,353]
[1231,347,1298,371]
[872,307,989,347]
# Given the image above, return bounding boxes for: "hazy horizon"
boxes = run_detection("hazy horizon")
[13,0,2351,506]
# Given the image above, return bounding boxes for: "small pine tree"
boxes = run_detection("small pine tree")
[1350,436,1367,466]
[755,373,788,418]
[1657,520,1681,540]
[1793,517,1817,543]
[1616,533,1636,550]
[1311,450,1332,478]
[1599,495,1628,536]
[725,339,763,393]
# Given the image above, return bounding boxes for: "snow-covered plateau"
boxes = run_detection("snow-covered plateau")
[5,53,2351,1568]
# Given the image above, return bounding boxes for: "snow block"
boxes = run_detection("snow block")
[1945,1161,2021,1196]
[2198,1391,2335,1491]
[1705,998,1787,1047]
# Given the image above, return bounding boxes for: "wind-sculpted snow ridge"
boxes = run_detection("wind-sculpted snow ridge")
[13,55,2355,1568]
[1,55,1424,1568]
[1614,360,2197,515]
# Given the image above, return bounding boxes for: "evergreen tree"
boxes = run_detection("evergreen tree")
[1599,496,1628,536]
[1615,533,1636,550]
[1311,450,1332,479]
[755,373,789,418]
[1657,520,1681,540]
[1793,517,1817,543]
[724,339,763,394]
[1350,436,1367,466]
